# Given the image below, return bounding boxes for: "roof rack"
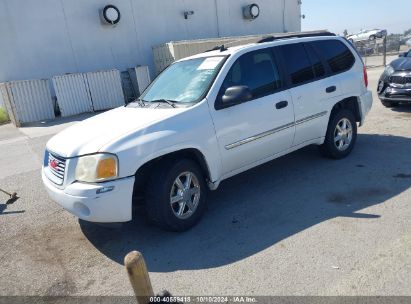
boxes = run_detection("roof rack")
[205,45,228,52]
[204,30,335,53]
[257,30,336,43]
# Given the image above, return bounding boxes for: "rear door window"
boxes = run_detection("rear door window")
[279,43,315,85]
[305,44,325,78]
[311,40,355,74]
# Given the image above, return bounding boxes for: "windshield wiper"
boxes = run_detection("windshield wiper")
[125,98,146,107]
[151,99,177,108]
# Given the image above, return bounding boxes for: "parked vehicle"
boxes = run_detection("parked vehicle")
[378,50,411,107]
[400,35,411,45]
[347,29,387,43]
[42,33,373,231]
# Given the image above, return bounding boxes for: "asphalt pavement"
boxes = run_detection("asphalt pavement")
[0,67,410,297]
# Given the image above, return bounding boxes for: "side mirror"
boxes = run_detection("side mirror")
[221,86,252,108]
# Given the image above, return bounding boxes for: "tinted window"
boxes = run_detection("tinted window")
[312,40,355,73]
[280,43,315,85]
[220,48,282,100]
[305,44,325,78]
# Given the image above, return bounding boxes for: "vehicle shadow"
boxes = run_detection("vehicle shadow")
[80,133,411,272]
[390,104,411,113]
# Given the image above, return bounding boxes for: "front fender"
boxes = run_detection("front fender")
[99,103,222,184]
[117,132,221,183]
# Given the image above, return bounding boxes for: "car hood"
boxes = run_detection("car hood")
[390,57,411,71]
[46,106,185,158]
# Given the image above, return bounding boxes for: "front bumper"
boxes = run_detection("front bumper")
[42,170,134,222]
[379,87,411,103]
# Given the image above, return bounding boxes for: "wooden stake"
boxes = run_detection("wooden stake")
[124,251,154,304]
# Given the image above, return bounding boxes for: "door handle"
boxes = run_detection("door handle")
[326,86,337,93]
[275,100,288,109]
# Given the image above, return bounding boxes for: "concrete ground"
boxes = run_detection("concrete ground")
[0,67,410,297]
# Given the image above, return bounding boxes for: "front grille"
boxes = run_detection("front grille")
[47,153,66,185]
[390,76,411,85]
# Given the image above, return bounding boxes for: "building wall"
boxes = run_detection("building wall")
[0,0,301,83]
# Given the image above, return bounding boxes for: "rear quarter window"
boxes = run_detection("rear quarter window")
[311,40,355,74]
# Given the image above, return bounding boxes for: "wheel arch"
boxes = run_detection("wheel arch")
[330,96,362,123]
[132,148,213,203]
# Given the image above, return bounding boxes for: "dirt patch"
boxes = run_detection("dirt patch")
[4,223,94,295]
[328,187,390,204]
[393,173,411,179]
[46,279,77,296]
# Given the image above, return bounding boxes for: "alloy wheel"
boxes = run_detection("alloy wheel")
[169,171,201,220]
[334,118,353,151]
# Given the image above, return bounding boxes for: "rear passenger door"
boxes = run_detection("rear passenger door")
[278,42,342,146]
[311,40,358,98]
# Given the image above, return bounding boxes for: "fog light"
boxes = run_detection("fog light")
[73,202,91,217]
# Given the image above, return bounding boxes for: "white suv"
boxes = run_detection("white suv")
[42,33,373,231]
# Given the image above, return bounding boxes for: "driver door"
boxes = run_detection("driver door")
[209,48,295,176]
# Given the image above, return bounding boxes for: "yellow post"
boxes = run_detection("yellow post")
[124,251,154,304]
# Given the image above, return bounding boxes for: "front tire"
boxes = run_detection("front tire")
[320,109,357,159]
[145,159,207,231]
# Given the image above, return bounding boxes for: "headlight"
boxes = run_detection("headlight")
[75,154,118,183]
[384,65,395,76]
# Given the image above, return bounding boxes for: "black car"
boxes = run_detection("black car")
[378,50,411,107]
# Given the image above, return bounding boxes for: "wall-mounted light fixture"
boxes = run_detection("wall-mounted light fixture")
[101,4,121,25]
[184,11,194,19]
[243,4,260,20]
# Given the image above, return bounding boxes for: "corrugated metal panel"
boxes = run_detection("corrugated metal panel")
[135,66,151,94]
[0,80,55,126]
[0,89,4,107]
[122,70,137,103]
[153,43,176,74]
[52,73,93,117]
[153,36,239,74]
[153,33,285,74]
[0,83,17,126]
[85,69,125,111]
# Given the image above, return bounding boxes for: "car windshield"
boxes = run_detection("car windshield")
[140,56,226,104]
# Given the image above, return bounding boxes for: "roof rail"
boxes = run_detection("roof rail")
[205,45,228,52]
[257,30,336,43]
[204,30,335,53]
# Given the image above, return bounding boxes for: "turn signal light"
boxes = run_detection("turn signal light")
[97,158,117,179]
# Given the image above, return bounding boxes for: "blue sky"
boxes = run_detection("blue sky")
[302,0,411,35]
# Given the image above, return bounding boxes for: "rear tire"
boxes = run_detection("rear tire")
[381,101,399,108]
[320,109,357,159]
[145,158,207,232]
